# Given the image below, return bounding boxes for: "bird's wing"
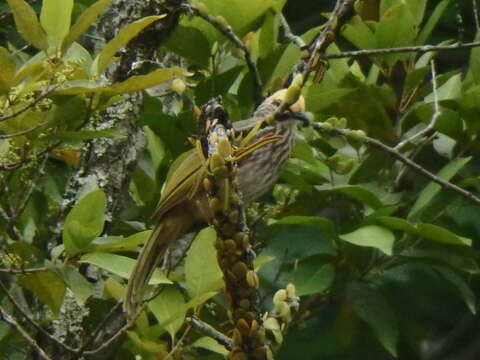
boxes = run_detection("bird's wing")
[151,148,205,221]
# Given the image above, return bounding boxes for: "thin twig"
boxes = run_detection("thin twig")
[279,13,306,48]
[75,300,123,358]
[83,303,144,355]
[187,316,233,351]
[0,267,48,274]
[325,41,480,59]
[0,121,51,139]
[0,281,77,354]
[395,60,441,150]
[177,2,263,102]
[0,88,54,122]
[302,0,355,81]
[311,123,480,207]
[0,305,53,360]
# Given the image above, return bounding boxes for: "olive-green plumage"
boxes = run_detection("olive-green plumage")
[124,90,305,318]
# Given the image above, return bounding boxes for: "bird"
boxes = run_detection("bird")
[124,89,306,319]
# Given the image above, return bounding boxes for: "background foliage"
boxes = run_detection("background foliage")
[1,0,480,359]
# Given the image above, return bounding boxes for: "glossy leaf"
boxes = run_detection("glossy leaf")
[40,0,74,50]
[80,252,172,284]
[340,225,395,255]
[185,227,223,298]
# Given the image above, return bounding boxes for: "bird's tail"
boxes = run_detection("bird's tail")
[124,212,185,319]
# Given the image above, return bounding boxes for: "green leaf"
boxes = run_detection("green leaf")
[108,67,190,94]
[315,184,383,209]
[258,10,278,59]
[347,281,398,357]
[270,216,335,236]
[306,86,355,112]
[185,227,223,298]
[294,258,335,296]
[156,292,217,329]
[424,73,462,102]
[376,3,416,67]
[192,337,229,356]
[149,286,186,339]
[51,264,94,305]
[408,157,471,220]
[164,26,211,68]
[0,47,16,92]
[434,266,476,314]
[417,0,452,45]
[57,67,190,95]
[17,270,66,315]
[340,225,395,255]
[342,15,377,50]
[415,224,472,246]
[145,126,165,173]
[63,0,111,51]
[63,188,106,255]
[6,0,48,50]
[374,216,418,234]
[468,32,480,85]
[86,231,150,253]
[92,15,166,76]
[40,0,74,51]
[80,252,172,284]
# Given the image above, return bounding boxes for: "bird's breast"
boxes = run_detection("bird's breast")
[235,120,296,203]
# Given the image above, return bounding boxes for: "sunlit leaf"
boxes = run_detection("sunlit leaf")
[6,0,48,50]
[80,252,172,284]
[434,266,476,314]
[149,286,186,339]
[185,227,223,298]
[40,0,74,51]
[63,188,106,255]
[340,225,395,255]
[192,337,229,356]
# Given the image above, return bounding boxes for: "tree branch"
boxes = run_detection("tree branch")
[311,123,480,207]
[188,316,233,351]
[0,305,54,360]
[325,41,480,59]
[0,281,76,354]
